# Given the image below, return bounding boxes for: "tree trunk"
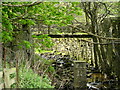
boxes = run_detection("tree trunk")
[4,24,34,68]
[90,3,99,69]
[0,43,2,69]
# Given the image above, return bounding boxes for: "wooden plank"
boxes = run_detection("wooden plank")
[0,71,3,89]
[36,34,93,38]
[0,83,4,88]
[0,72,3,78]
[4,71,10,88]
[0,68,16,88]
[3,68,16,88]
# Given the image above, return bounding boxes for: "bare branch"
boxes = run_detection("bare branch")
[81,39,120,45]
[98,3,112,23]
[68,24,120,40]
[2,2,42,7]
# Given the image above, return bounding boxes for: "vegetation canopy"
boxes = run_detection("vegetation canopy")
[1,1,120,89]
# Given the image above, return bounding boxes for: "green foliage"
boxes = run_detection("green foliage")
[33,54,55,74]
[21,40,32,49]
[18,19,35,25]
[12,68,54,88]
[16,40,33,49]
[32,34,54,50]
[1,31,13,43]
[34,54,54,67]
[114,2,120,15]
[10,73,16,79]
[2,2,83,44]
[47,66,55,73]
[35,50,54,54]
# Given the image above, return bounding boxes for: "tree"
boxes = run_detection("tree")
[2,2,82,67]
[80,2,120,81]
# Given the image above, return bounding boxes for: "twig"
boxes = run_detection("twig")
[2,2,42,7]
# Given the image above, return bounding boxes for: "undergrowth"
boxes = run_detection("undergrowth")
[11,67,54,88]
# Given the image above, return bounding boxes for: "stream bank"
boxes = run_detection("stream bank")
[34,52,120,90]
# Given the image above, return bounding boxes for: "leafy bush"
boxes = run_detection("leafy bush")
[20,68,54,88]
[12,67,54,88]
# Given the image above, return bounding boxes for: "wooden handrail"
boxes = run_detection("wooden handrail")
[35,34,93,38]
[0,68,16,88]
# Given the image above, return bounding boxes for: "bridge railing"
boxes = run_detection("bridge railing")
[0,68,16,88]
[0,71,4,88]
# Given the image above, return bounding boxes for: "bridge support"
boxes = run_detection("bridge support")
[73,61,87,89]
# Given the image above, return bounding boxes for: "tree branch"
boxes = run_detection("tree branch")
[68,24,120,40]
[2,2,42,7]
[98,3,112,23]
[81,39,120,45]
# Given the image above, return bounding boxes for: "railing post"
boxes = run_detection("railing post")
[0,68,16,89]
[0,71,3,89]
[4,68,10,88]
[73,61,87,89]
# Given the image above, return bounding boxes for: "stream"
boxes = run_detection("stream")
[37,52,120,90]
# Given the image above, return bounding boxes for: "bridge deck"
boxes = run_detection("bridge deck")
[36,34,93,38]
